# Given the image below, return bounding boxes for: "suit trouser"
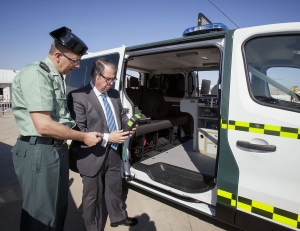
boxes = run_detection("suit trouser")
[82,146,127,231]
[12,139,69,231]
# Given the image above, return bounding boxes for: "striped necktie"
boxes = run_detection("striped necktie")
[100,93,118,150]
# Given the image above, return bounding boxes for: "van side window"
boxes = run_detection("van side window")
[267,67,300,103]
[244,35,300,112]
[65,53,120,94]
[198,70,219,95]
[126,70,140,88]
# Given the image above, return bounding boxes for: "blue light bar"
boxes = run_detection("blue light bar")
[183,23,228,36]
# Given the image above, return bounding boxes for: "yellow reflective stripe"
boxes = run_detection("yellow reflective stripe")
[228,124,235,130]
[273,214,298,228]
[235,121,250,127]
[249,127,264,134]
[218,189,300,229]
[280,132,298,139]
[238,202,252,212]
[217,189,236,207]
[220,120,227,129]
[252,200,274,213]
[234,121,249,127]
[231,199,236,207]
[221,120,299,140]
[264,124,281,131]
[217,189,232,199]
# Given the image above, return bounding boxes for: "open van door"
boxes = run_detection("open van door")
[120,32,229,217]
[222,24,300,230]
[65,47,126,94]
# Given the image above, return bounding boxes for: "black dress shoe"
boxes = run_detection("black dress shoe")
[110,217,138,227]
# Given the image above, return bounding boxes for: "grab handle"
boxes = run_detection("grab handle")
[236,141,276,152]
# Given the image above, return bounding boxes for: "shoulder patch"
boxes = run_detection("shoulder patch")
[39,61,50,73]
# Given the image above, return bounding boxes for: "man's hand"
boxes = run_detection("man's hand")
[83,132,102,147]
[108,130,129,144]
[129,124,138,135]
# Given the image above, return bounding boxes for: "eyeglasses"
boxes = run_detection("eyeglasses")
[101,74,117,83]
[61,53,81,65]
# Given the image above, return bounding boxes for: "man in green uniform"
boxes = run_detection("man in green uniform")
[11,26,102,231]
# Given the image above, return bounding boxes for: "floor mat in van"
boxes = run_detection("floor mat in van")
[132,162,214,193]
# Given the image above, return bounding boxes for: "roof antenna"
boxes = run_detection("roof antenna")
[207,0,239,28]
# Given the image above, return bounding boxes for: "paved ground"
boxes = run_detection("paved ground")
[0,116,240,231]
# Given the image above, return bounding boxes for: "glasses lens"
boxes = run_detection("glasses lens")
[101,75,116,82]
[62,53,80,64]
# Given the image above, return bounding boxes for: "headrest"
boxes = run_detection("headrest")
[130,77,139,88]
[148,78,157,89]
[49,26,88,56]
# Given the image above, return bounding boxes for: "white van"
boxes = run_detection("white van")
[66,18,300,231]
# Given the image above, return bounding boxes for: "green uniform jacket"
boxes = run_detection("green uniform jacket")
[12,57,75,136]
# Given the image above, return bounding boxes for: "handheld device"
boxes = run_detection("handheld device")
[122,113,141,132]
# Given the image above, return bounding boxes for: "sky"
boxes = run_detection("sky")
[1,0,300,71]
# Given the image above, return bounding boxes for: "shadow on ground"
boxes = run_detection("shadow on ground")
[127,184,241,231]
[65,178,87,231]
[0,136,233,231]
[0,141,22,231]
[0,141,86,231]
[65,177,157,231]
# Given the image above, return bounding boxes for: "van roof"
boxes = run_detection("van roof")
[125,29,234,52]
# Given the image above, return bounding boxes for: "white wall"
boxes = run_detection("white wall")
[0,69,19,102]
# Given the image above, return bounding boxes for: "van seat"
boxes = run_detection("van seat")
[135,120,172,136]
[163,115,188,127]
[126,85,188,137]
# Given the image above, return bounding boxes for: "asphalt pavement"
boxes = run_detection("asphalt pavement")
[0,115,240,231]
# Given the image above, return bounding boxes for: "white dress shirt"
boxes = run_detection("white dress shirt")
[90,81,119,147]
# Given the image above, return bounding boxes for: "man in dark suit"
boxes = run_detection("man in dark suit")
[68,57,138,231]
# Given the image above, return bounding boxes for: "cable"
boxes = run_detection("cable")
[207,0,239,28]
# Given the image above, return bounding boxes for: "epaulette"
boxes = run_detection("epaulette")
[39,61,50,73]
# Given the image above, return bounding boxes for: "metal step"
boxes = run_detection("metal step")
[132,162,215,193]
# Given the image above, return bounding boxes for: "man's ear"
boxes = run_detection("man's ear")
[54,52,62,63]
[93,72,98,80]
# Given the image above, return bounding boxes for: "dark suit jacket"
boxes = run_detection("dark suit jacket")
[67,83,129,177]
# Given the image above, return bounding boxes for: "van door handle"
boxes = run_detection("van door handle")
[236,141,276,152]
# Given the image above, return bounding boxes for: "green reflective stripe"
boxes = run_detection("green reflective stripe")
[127,120,133,126]
[218,189,300,229]
[220,120,300,140]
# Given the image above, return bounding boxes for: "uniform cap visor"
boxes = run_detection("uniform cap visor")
[49,26,88,56]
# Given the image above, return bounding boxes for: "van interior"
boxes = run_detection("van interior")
[123,46,221,195]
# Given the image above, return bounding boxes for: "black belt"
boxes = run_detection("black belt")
[19,136,66,145]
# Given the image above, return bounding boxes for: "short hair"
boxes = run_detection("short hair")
[91,57,117,78]
[49,40,69,55]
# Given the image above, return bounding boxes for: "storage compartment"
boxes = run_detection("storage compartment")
[198,128,218,155]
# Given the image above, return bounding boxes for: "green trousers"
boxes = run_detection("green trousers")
[12,138,69,231]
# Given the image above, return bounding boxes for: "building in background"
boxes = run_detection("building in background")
[0,69,19,102]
